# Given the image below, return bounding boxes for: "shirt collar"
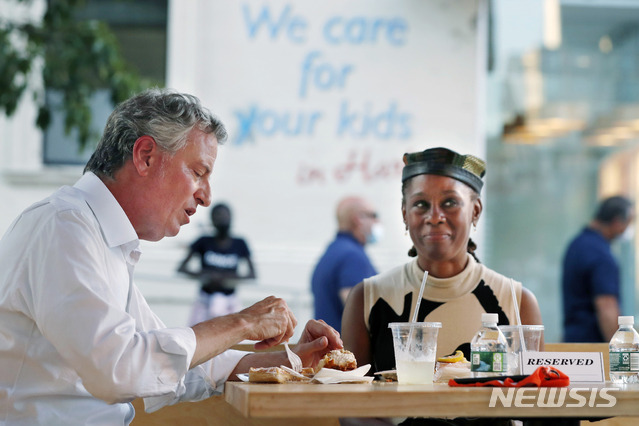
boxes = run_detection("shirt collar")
[74,172,140,259]
[410,253,479,301]
[585,227,607,242]
[337,231,362,246]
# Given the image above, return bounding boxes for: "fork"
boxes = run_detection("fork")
[284,341,303,373]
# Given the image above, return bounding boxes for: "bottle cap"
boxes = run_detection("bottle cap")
[619,316,635,326]
[481,313,498,324]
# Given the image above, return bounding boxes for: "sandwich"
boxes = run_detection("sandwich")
[248,348,358,383]
[317,349,357,371]
[248,366,314,383]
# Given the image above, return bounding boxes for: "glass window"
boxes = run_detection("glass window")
[486,1,639,342]
[42,0,167,165]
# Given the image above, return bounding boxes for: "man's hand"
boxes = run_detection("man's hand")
[294,319,343,368]
[191,296,296,368]
[239,296,297,349]
[230,319,344,377]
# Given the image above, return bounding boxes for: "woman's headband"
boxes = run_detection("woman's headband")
[402,147,486,194]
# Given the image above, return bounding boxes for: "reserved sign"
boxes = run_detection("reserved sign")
[521,352,605,383]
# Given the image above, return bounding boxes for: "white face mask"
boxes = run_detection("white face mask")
[367,223,384,244]
[620,224,635,242]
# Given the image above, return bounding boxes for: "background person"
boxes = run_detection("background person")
[0,88,342,425]
[562,195,634,343]
[311,196,380,333]
[341,147,543,426]
[178,202,256,324]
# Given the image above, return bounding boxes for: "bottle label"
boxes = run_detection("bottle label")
[609,351,639,372]
[470,351,507,373]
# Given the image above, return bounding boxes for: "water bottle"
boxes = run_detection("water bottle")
[470,313,508,377]
[609,316,639,384]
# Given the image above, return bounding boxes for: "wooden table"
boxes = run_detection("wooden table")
[225,381,639,419]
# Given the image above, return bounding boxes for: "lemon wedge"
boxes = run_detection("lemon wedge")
[437,350,465,363]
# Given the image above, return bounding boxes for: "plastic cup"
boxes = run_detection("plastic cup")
[388,322,441,384]
[499,325,544,375]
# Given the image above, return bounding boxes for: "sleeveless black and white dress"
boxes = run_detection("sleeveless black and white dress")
[363,254,522,373]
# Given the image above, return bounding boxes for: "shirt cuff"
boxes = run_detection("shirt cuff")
[158,326,197,366]
[206,349,252,389]
[143,348,251,413]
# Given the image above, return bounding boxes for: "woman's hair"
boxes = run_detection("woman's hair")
[402,178,481,263]
[84,88,227,179]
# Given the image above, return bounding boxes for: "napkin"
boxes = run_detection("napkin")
[237,364,374,384]
[311,364,373,384]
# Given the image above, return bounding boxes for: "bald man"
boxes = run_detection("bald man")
[311,196,381,332]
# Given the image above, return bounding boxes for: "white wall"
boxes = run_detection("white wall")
[164,0,488,336]
[0,0,488,340]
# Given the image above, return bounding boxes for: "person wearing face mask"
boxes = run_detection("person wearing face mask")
[311,196,380,333]
[178,202,256,324]
[562,195,635,343]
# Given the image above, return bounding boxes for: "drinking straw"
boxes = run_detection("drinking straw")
[406,270,429,352]
[411,270,429,323]
[509,278,527,353]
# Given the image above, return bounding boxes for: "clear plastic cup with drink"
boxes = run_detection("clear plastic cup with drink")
[389,322,441,384]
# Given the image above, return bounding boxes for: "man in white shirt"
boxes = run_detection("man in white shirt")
[0,89,342,425]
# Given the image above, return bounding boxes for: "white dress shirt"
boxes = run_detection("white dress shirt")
[0,172,248,425]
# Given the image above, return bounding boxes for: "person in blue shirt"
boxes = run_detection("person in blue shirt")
[311,196,381,333]
[562,196,634,342]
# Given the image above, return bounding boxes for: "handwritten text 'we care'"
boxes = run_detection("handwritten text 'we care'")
[234,4,414,144]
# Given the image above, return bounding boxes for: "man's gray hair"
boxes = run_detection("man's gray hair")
[84,88,227,179]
